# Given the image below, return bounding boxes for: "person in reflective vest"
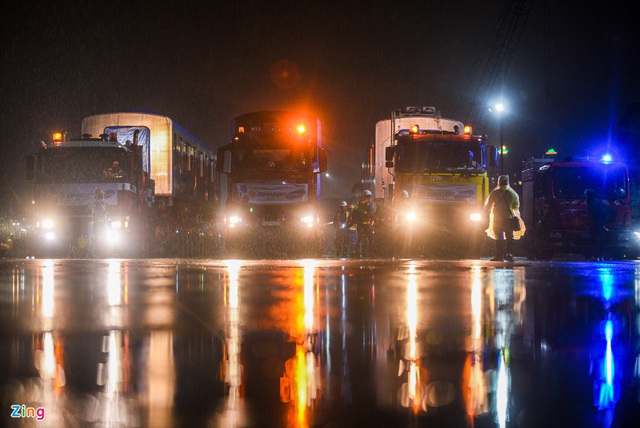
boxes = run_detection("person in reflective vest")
[353,190,376,258]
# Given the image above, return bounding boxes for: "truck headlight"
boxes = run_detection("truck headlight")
[300,215,315,227]
[111,221,122,229]
[45,231,55,241]
[227,215,242,228]
[406,212,417,223]
[42,219,54,229]
[469,213,482,222]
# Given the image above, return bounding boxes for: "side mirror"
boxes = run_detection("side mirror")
[223,151,232,174]
[26,155,36,181]
[385,146,396,168]
[313,146,327,174]
[488,146,499,167]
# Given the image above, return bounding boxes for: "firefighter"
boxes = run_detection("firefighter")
[353,189,376,258]
[585,188,607,260]
[334,200,352,258]
[484,175,520,262]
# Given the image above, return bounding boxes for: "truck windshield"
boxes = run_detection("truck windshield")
[395,141,483,173]
[552,165,628,199]
[37,147,129,183]
[234,141,309,172]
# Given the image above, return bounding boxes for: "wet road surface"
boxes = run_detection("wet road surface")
[0,258,639,427]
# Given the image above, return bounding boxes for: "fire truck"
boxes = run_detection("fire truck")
[373,106,498,258]
[520,158,633,260]
[216,111,328,257]
[26,132,155,257]
[82,112,218,257]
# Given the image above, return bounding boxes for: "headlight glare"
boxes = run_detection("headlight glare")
[228,215,242,225]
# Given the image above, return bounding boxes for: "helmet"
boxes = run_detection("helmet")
[401,190,409,198]
[341,201,348,207]
[363,190,372,196]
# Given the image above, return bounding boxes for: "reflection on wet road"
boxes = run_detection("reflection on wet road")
[0,258,639,427]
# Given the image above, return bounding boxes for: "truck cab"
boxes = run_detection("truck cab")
[216,111,327,257]
[26,132,155,257]
[373,107,498,258]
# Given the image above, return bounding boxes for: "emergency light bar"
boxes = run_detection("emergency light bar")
[236,123,307,134]
[398,123,474,136]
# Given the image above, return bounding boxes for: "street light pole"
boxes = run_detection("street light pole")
[500,116,504,175]
[494,102,505,176]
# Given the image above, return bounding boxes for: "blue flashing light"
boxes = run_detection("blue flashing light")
[600,269,613,303]
[604,318,613,342]
[601,153,613,163]
[595,315,618,410]
[598,318,616,409]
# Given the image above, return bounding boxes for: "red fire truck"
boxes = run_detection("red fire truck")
[216,111,327,257]
[520,157,633,260]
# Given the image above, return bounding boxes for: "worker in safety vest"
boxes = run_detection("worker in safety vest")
[353,190,376,258]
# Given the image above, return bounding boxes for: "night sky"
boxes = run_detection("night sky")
[1,0,639,211]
